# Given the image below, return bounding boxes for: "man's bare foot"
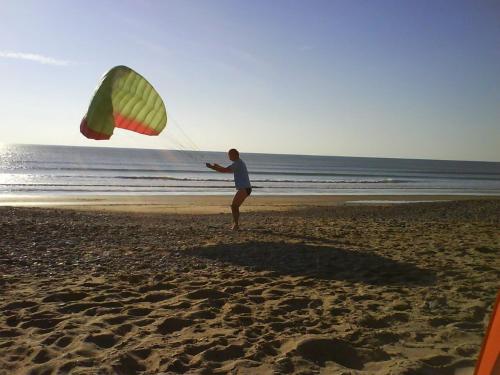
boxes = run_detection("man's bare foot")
[231,224,239,231]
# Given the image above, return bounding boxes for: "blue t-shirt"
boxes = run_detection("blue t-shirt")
[227,159,251,189]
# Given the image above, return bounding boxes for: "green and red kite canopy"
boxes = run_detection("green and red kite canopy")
[80,66,167,140]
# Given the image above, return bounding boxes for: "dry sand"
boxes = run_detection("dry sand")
[0,196,499,374]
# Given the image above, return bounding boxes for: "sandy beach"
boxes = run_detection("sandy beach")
[0,196,499,374]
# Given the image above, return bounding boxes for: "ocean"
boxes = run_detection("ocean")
[1,144,499,196]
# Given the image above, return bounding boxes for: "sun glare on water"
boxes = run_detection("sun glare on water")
[0,144,16,185]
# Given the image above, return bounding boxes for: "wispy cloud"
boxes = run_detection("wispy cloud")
[0,50,71,66]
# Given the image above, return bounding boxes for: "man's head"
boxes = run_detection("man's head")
[228,148,239,161]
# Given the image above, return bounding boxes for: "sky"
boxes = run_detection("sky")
[0,0,499,162]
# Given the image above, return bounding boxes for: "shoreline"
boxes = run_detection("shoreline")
[1,194,499,214]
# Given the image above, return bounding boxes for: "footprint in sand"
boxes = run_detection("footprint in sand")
[222,285,246,294]
[32,348,54,364]
[274,356,295,373]
[357,331,402,347]
[309,299,323,309]
[185,309,217,320]
[20,317,64,330]
[119,273,149,285]
[330,307,351,317]
[134,318,155,327]
[250,340,279,360]
[1,300,38,311]
[453,321,483,331]
[197,344,246,362]
[138,282,176,293]
[91,293,121,302]
[112,353,146,375]
[248,295,265,304]
[1,324,25,338]
[185,289,229,300]
[58,358,95,373]
[54,335,73,348]
[58,302,96,314]
[157,317,192,334]
[454,343,478,357]
[119,291,141,298]
[360,312,409,329]
[130,347,152,360]
[421,354,455,367]
[223,303,252,315]
[294,337,363,369]
[227,316,254,328]
[166,358,190,373]
[428,316,454,327]
[5,315,21,327]
[40,332,64,346]
[42,291,89,303]
[84,333,118,348]
[144,292,174,303]
[181,342,215,359]
[127,307,153,317]
[289,336,390,370]
[391,302,411,311]
[104,315,130,325]
[113,323,134,336]
[163,301,192,310]
[263,288,288,298]
[277,297,311,311]
[269,320,293,332]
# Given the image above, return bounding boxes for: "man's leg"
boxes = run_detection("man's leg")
[231,189,249,230]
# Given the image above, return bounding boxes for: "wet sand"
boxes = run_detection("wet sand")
[0,194,493,214]
[0,197,499,374]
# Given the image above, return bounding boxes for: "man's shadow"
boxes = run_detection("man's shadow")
[186,241,436,286]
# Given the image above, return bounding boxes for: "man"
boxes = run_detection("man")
[206,149,252,230]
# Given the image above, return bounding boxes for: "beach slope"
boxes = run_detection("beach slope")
[0,199,498,374]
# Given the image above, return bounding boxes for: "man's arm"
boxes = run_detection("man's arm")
[206,163,232,173]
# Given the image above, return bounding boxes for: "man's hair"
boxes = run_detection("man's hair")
[228,148,239,157]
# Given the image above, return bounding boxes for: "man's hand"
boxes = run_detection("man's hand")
[206,163,231,173]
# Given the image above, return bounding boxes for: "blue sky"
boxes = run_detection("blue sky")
[1,0,499,161]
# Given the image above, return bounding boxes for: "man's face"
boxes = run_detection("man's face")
[228,150,238,161]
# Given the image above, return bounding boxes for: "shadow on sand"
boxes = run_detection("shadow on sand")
[186,241,436,286]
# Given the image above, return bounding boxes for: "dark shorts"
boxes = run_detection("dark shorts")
[245,188,252,196]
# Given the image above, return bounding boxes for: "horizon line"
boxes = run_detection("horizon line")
[3,142,500,164]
